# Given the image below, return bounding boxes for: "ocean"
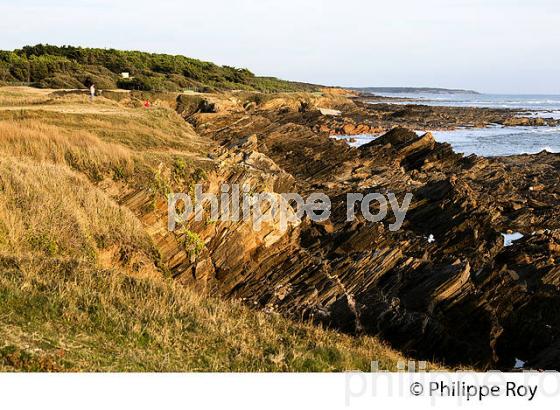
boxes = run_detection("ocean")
[341,92,560,157]
[368,91,560,113]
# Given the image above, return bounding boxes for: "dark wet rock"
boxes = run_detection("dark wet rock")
[164,91,560,369]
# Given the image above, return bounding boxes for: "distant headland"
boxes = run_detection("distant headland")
[353,87,480,95]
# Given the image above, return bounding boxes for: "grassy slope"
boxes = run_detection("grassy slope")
[0,256,413,372]
[0,87,440,371]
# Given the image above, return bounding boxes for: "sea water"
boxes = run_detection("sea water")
[430,126,560,156]
[334,126,560,157]
[367,91,560,113]
[337,92,560,157]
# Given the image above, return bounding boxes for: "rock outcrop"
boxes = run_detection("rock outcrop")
[129,91,560,370]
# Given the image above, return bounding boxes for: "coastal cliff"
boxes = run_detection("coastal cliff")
[1,86,559,370]
[169,91,560,370]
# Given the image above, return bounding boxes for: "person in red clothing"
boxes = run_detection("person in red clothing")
[143,99,151,108]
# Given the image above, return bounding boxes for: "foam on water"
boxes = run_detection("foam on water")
[332,134,377,148]
[366,92,560,111]
[518,110,560,120]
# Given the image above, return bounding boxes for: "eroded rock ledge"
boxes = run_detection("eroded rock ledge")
[137,91,560,370]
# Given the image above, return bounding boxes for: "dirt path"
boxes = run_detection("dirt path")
[0,104,138,116]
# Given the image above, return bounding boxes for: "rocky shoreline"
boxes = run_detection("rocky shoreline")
[313,93,560,137]
[128,89,560,370]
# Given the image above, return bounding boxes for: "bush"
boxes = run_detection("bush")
[36,74,84,89]
[79,74,116,90]
[179,228,205,259]
[1,44,320,92]
[117,76,154,91]
[0,61,12,82]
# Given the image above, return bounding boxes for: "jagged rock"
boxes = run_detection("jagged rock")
[130,91,560,370]
[343,123,356,134]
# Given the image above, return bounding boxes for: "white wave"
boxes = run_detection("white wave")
[331,134,376,148]
[520,146,558,155]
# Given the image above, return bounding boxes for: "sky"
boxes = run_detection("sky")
[1,0,559,94]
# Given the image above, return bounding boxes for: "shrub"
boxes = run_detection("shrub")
[117,76,154,91]
[1,44,320,92]
[35,74,84,89]
[179,228,205,259]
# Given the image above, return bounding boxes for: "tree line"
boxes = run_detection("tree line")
[0,44,315,92]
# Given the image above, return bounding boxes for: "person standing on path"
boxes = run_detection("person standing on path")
[89,84,95,101]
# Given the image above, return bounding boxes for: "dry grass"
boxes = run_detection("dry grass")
[46,93,121,106]
[0,255,428,372]
[0,86,442,372]
[0,158,155,266]
[0,87,52,106]
[0,87,215,188]
[0,104,211,155]
[0,119,134,179]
